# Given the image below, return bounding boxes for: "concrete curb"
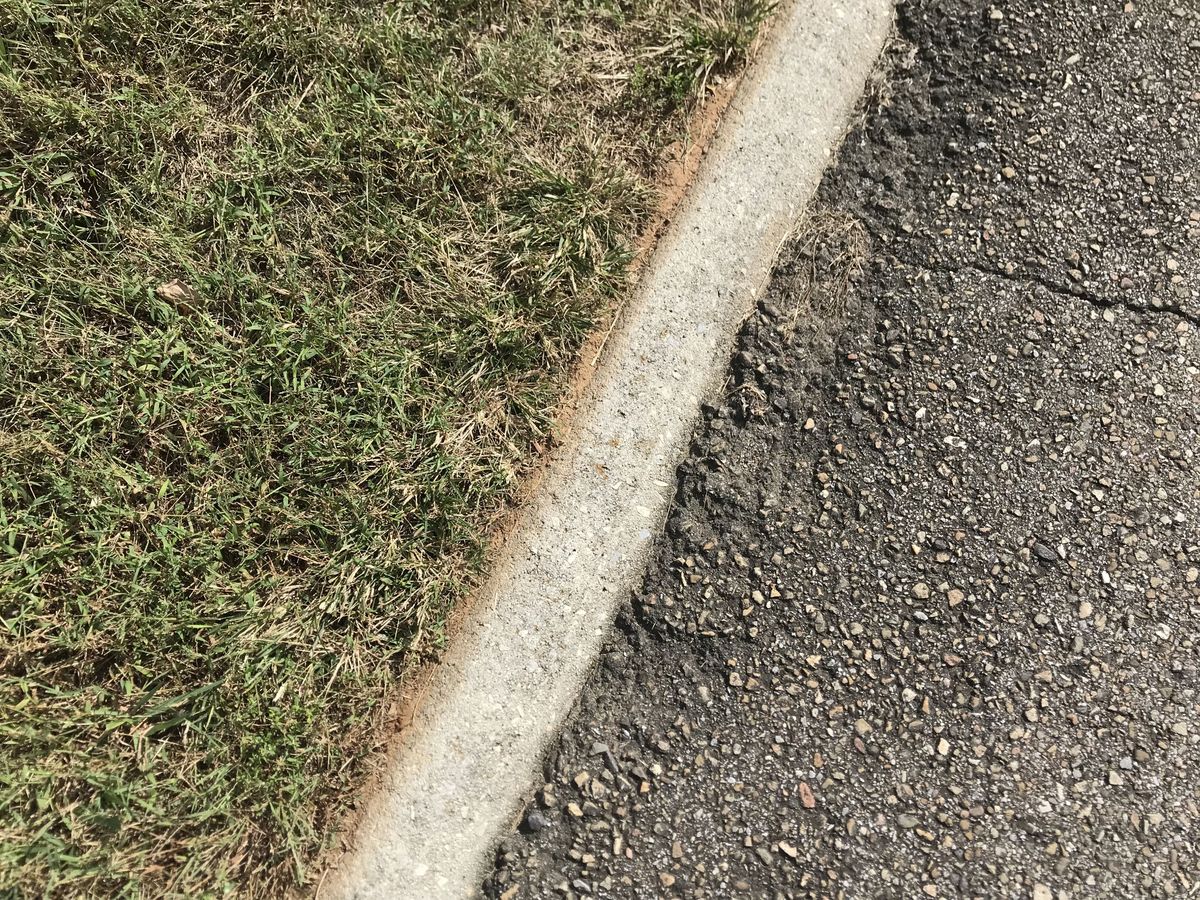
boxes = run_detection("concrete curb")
[325,2,892,896]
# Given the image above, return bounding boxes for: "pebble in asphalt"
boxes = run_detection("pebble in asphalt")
[483,0,1200,897]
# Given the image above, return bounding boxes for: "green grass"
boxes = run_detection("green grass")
[0,0,768,895]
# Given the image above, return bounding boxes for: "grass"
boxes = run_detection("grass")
[0,0,769,895]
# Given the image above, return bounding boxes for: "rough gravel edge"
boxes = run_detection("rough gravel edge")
[322,2,893,897]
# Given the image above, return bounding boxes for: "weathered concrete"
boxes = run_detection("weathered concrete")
[323,1,892,896]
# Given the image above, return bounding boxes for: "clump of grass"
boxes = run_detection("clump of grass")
[0,0,767,895]
[630,1,773,113]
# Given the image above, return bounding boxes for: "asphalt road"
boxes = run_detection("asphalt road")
[482,1,1200,897]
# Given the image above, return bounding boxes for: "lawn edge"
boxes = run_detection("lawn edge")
[308,28,752,889]
[374,32,751,768]
[321,1,893,896]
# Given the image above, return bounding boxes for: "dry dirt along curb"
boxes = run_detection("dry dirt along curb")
[323,2,893,897]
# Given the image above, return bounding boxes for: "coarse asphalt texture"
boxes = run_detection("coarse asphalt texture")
[482,1,1200,899]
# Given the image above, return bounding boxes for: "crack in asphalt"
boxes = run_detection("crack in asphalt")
[888,250,1200,328]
